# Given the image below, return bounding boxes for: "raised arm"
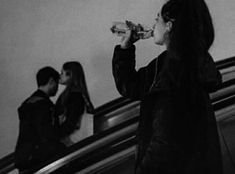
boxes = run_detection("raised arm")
[112,45,158,100]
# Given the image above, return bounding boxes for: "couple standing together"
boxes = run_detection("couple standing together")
[15,62,94,172]
[16,0,223,173]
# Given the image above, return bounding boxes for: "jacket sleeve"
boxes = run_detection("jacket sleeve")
[59,92,85,137]
[112,45,153,100]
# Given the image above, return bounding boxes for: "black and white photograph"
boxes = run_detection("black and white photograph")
[0,0,235,173]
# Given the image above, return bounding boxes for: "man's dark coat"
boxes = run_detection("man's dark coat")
[15,90,64,171]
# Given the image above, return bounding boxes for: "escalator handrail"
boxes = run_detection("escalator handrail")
[93,72,235,121]
[94,55,235,117]
[0,154,15,174]
[216,56,235,70]
[2,89,235,174]
[34,124,138,173]
[0,55,235,173]
[23,55,235,173]
[210,79,235,103]
[36,91,235,174]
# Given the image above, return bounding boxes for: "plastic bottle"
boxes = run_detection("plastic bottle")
[110,21,153,40]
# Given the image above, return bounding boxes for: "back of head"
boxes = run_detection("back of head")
[160,0,218,98]
[161,0,214,58]
[36,66,60,87]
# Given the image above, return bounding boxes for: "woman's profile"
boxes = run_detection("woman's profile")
[54,61,94,146]
[112,0,223,173]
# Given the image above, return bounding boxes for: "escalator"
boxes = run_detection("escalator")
[35,90,235,174]
[1,56,235,174]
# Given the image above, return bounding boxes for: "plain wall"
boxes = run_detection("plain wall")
[0,0,235,158]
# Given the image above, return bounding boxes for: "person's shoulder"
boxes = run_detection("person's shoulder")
[26,96,45,104]
[65,91,84,107]
[23,91,52,108]
[147,50,167,67]
[24,98,52,112]
[148,58,157,67]
[18,92,52,119]
[68,91,83,100]
[68,89,82,95]
[63,89,82,100]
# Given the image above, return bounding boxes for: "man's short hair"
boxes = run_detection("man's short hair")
[36,66,60,87]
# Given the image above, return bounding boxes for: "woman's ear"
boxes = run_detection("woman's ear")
[166,21,173,32]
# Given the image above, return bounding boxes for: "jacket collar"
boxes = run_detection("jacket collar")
[33,89,50,99]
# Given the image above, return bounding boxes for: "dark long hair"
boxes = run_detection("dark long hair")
[160,0,214,141]
[60,61,94,114]
[159,0,215,90]
[160,0,215,113]
[161,0,214,60]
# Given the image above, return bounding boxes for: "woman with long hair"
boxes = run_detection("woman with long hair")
[54,61,94,146]
[112,0,223,173]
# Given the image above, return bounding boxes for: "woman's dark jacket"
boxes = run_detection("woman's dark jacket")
[14,90,65,171]
[54,91,85,138]
[112,45,223,174]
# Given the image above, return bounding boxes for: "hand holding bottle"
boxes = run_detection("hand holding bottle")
[110,20,153,49]
[119,27,132,49]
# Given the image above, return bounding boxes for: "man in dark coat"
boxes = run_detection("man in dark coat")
[15,66,65,173]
